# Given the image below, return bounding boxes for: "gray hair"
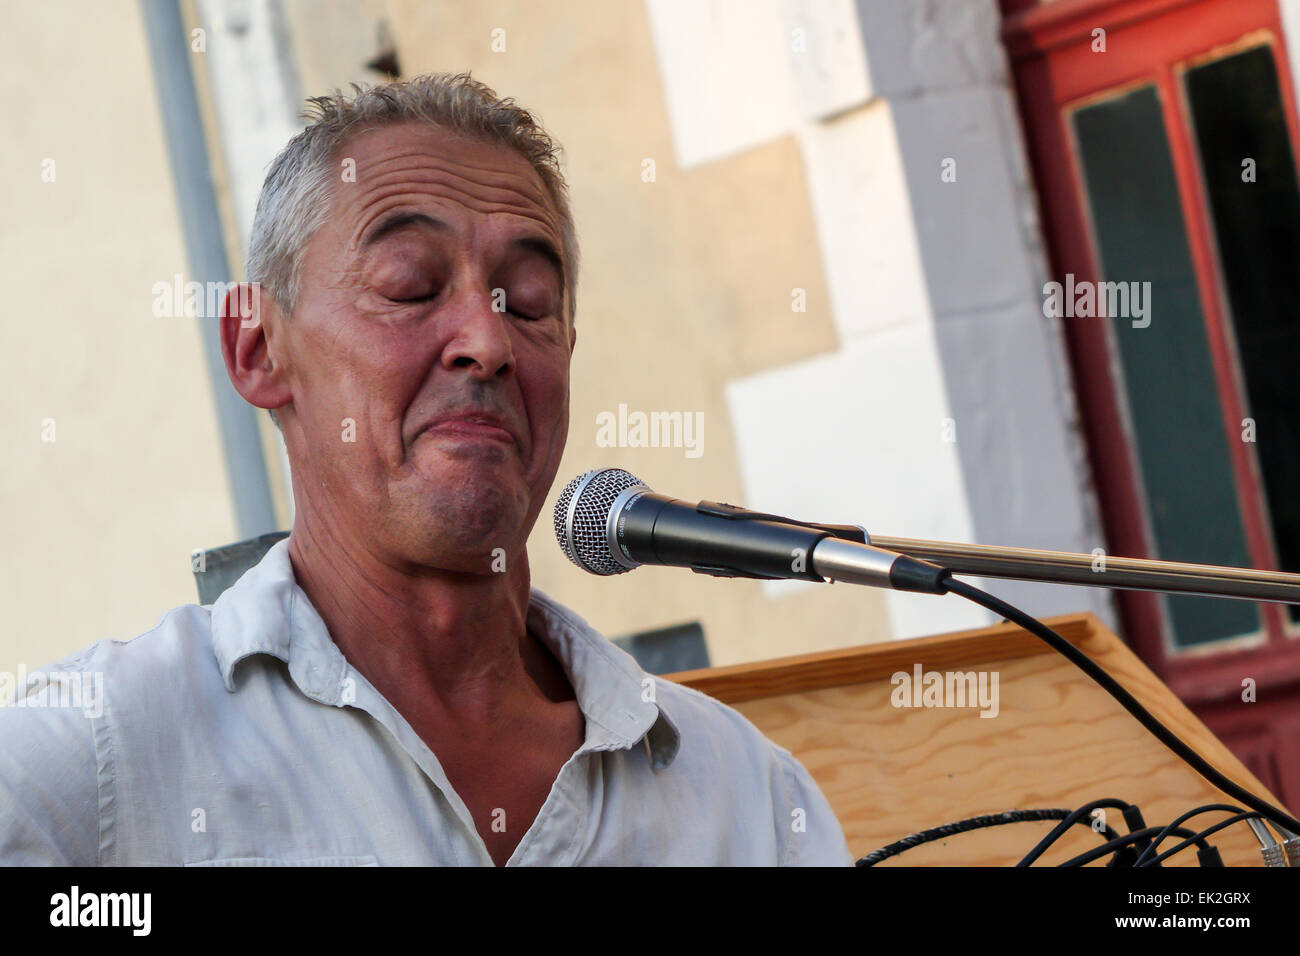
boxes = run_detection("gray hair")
[247,72,580,429]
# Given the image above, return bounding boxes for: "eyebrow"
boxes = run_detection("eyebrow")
[361,211,450,247]
[361,210,566,287]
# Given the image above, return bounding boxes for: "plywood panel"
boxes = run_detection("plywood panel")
[668,613,1288,865]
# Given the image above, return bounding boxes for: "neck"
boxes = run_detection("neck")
[286,503,562,727]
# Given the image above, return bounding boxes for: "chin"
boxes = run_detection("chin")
[385,478,528,570]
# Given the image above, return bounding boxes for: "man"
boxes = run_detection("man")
[0,73,853,866]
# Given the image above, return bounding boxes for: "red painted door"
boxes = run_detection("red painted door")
[1001,0,1300,809]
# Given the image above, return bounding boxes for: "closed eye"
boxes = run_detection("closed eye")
[386,291,438,304]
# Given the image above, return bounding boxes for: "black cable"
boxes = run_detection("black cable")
[942,576,1300,836]
[1133,804,1244,867]
[1137,812,1263,867]
[1058,825,1210,867]
[1017,798,1134,867]
[855,808,1121,867]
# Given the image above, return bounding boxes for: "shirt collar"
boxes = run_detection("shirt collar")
[209,538,680,771]
[525,588,680,771]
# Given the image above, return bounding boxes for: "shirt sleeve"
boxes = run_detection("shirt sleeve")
[776,749,855,866]
[0,681,104,865]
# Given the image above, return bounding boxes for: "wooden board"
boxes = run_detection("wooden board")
[667,613,1290,866]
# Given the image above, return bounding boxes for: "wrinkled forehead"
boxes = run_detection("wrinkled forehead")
[326,121,564,252]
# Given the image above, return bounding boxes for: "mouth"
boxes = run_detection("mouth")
[418,413,518,447]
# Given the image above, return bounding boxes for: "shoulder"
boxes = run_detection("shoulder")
[649,678,855,866]
[649,677,813,794]
[652,676,784,758]
[89,602,217,683]
[0,603,216,864]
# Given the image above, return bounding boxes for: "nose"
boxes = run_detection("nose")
[440,288,517,379]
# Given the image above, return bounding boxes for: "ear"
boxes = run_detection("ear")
[220,283,293,415]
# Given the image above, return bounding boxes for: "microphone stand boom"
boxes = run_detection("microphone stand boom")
[866,534,1300,605]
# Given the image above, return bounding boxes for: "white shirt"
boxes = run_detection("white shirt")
[0,539,853,865]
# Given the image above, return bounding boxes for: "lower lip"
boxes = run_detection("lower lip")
[424,421,515,444]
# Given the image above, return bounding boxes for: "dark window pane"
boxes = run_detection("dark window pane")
[612,621,709,674]
[1072,84,1260,648]
[1186,45,1300,624]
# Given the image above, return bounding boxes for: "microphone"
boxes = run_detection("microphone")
[552,468,949,593]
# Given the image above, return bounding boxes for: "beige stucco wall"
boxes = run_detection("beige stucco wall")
[0,2,239,674]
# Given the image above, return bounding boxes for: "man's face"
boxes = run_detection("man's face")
[273,121,575,573]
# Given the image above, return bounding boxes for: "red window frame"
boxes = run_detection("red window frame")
[1001,0,1300,704]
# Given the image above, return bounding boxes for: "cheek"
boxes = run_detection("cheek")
[511,331,562,393]
[299,330,426,454]
[524,366,570,460]
[360,348,426,413]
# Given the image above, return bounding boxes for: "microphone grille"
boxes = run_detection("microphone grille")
[553,468,648,575]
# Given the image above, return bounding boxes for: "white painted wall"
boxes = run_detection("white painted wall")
[725,327,985,638]
[647,0,1114,638]
[645,0,803,168]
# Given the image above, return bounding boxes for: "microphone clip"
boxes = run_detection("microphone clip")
[688,501,869,581]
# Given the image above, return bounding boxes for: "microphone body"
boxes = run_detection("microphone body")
[612,490,828,581]
[554,469,948,593]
